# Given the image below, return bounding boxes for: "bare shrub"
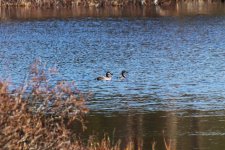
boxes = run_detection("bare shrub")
[0,59,88,149]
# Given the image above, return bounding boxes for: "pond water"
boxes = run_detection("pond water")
[1,3,225,149]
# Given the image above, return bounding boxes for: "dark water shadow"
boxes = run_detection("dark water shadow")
[73,110,225,150]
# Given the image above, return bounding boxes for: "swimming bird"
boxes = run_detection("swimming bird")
[96,72,113,81]
[119,70,128,80]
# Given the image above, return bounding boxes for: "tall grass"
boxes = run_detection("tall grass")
[0,0,157,8]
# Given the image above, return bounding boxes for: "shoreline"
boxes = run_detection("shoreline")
[1,0,224,9]
[1,0,173,8]
[1,1,225,20]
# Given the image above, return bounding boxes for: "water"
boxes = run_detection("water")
[1,4,225,149]
[78,110,225,149]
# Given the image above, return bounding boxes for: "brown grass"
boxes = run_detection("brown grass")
[0,0,159,8]
[0,59,89,149]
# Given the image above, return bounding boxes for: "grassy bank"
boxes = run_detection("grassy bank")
[1,0,224,8]
[0,0,175,8]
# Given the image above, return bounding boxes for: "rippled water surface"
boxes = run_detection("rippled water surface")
[1,16,225,112]
[1,7,225,149]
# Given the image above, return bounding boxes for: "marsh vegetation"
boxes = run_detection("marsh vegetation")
[0,0,176,8]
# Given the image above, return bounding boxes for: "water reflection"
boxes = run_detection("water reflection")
[1,1,225,20]
[74,110,225,149]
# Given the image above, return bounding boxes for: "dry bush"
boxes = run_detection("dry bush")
[0,59,88,149]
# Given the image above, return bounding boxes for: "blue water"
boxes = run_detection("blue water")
[1,16,225,112]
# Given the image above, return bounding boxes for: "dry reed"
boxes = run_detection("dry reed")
[0,0,165,8]
[0,59,88,149]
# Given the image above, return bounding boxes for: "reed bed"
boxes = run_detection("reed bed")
[0,0,167,8]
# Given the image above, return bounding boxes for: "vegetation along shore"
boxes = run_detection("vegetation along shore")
[1,0,189,8]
